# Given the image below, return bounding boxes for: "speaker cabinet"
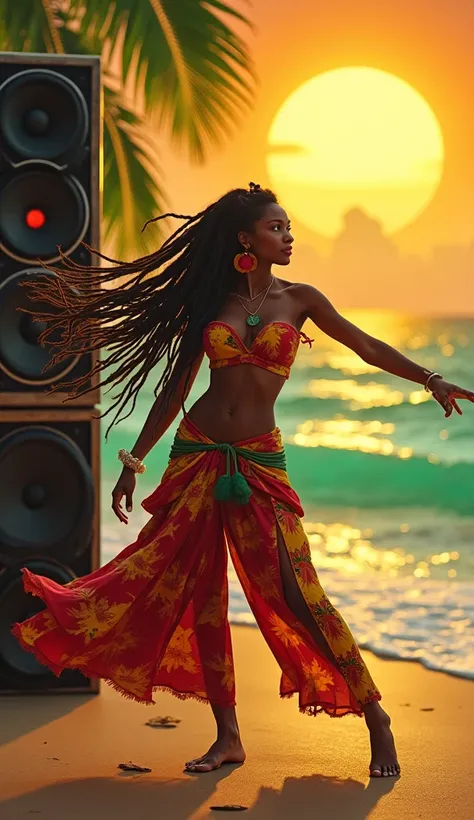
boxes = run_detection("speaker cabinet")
[0,52,101,406]
[0,409,100,694]
[0,52,102,697]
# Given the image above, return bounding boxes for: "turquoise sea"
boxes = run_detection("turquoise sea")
[99,310,474,680]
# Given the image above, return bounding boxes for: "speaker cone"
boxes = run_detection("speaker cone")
[0,269,81,385]
[0,427,94,564]
[0,69,88,163]
[0,560,77,680]
[0,162,89,262]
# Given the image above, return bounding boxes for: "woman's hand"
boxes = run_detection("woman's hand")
[429,378,474,417]
[111,467,136,524]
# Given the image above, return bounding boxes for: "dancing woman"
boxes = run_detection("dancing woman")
[12,183,474,778]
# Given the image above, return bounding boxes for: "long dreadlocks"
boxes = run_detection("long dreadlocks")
[21,184,278,438]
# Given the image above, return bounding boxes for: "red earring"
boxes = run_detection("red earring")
[234,245,257,273]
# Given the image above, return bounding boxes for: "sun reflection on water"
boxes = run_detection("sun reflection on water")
[289,417,413,458]
[295,350,379,375]
[303,520,460,580]
[305,379,430,410]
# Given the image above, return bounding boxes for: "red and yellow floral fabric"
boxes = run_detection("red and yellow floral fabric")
[203,320,304,379]
[12,414,381,716]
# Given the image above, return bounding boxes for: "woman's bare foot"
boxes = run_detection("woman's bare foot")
[364,702,401,777]
[184,732,246,773]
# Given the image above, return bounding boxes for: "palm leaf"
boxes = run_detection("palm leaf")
[69,0,256,161]
[0,0,64,53]
[58,15,167,256]
[102,83,167,256]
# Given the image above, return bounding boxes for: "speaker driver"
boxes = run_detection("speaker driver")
[0,163,89,263]
[0,269,81,385]
[0,69,88,163]
[0,427,94,565]
[0,560,77,682]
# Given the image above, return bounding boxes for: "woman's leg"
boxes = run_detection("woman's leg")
[224,494,400,777]
[182,517,245,773]
[273,517,400,777]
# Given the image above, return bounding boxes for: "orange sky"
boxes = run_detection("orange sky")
[154,0,474,315]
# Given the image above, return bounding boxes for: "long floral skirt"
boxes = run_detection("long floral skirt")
[12,413,381,717]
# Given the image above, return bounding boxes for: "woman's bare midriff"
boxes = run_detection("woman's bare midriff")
[185,364,286,444]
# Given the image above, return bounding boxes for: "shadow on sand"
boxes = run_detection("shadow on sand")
[0,764,398,820]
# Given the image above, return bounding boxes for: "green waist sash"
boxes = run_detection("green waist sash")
[169,435,287,505]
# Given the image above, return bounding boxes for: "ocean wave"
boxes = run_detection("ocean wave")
[284,442,474,514]
[278,391,474,421]
[227,570,474,680]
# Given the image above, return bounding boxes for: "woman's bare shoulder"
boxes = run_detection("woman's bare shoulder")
[275,279,319,312]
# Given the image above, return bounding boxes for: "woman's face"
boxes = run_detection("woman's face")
[238,203,294,266]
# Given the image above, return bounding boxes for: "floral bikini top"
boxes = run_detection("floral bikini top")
[202,320,314,380]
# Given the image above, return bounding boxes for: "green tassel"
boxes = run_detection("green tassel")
[213,471,252,504]
[214,474,234,502]
[230,471,252,504]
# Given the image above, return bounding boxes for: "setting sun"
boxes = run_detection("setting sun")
[266,67,445,237]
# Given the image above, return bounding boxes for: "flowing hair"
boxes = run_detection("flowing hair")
[21,184,278,438]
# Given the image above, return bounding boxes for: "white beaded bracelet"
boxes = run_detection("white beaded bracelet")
[118,448,146,474]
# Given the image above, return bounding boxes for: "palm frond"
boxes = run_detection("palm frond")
[69,0,256,161]
[102,84,167,257]
[58,13,167,256]
[0,0,64,53]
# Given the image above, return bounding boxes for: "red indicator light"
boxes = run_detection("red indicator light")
[25,209,46,229]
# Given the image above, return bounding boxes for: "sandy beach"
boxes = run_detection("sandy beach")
[0,623,472,820]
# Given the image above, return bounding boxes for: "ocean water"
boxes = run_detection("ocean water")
[99,310,474,680]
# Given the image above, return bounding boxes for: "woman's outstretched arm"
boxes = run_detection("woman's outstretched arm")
[299,284,474,418]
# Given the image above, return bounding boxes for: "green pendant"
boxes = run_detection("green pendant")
[246,314,260,326]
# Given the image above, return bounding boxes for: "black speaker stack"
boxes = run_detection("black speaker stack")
[0,53,102,696]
